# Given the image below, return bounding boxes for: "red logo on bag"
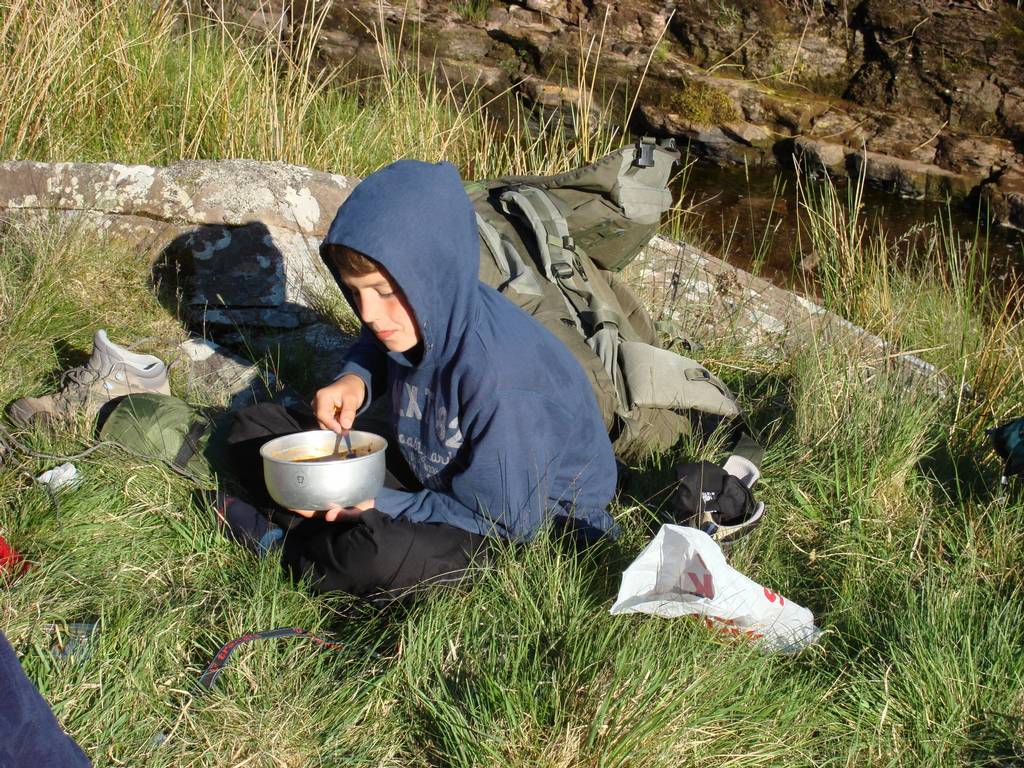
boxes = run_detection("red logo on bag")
[763,588,784,606]
[702,616,764,641]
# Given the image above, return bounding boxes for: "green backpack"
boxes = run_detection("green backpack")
[99,393,215,482]
[468,138,758,463]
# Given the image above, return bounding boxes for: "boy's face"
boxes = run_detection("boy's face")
[340,269,421,353]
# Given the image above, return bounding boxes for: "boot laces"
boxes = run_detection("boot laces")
[53,364,106,408]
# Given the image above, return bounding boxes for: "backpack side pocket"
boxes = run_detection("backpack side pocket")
[618,341,740,418]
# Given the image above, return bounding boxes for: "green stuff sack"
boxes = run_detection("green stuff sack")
[99,393,214,482]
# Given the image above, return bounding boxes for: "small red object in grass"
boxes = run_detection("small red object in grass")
[0,533,29,580]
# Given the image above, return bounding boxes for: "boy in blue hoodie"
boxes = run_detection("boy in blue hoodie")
[224,159,617,599]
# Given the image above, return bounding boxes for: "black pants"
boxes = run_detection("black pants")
[224,402,489,600]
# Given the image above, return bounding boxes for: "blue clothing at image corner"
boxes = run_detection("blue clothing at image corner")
[320,159,618,541]
[0,632,91,768]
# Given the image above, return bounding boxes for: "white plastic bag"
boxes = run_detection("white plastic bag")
[35,462,81,492]
[610,525,821,653]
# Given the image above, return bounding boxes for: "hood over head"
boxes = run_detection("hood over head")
[321,159,480,368]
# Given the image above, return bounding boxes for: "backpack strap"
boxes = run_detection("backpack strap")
[498,186,618,338]
[474,213,544,297]
[498,185,642,410]
[585,307,629,408]
[476,212,511,277]
[499,187,578,282]
[173,419,210,471]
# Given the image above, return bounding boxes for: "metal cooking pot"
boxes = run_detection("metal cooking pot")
[260,430,387,511]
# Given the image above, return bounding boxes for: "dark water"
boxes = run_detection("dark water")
[675,162,1024,295]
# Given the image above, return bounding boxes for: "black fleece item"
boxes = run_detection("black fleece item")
[671,460,754,528]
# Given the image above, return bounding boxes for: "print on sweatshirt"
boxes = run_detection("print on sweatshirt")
[396,382,464,489]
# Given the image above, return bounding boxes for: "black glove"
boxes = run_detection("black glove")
[670,461,762,546]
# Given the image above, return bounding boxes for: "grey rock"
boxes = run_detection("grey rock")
[436,23,493,61]
[865,114,941,165]
[980,167,1024,231]
[847,151,967,200]
[521,0,589,20]
[808,109,866,145]
[721,122,773,148]
[0,159,354,234]
[629,235,950,395]
[935,135,1020,179]
[1000,87,1024,139]
[794,138,849,176]
[178,336,282,410]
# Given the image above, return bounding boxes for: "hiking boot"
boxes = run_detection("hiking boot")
[7,330,171,428]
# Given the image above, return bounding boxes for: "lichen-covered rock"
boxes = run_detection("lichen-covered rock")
[179,336,285,409]
[629,235,945,393]
[0,159,358,390]
[0,159,352,234]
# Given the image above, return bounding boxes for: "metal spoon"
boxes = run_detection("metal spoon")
[331,429,353,459]
[328,406,354,459]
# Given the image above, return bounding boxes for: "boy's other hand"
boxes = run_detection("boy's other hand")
[312,374,366,433]
[290,498,375,522]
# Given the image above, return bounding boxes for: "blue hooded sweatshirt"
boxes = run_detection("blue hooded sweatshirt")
[321,159,617,541]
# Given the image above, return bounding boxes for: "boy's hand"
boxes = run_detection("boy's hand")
[312,374,366,433]
[289,498,376,522]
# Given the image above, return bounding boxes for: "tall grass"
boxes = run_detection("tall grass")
[2,1,1024,766]
[0,0,622,176]
[794,159,1024,447]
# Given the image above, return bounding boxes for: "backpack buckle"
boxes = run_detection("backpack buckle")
[551,261,575,279]
[551,257,588,282]
[560,236,590,281]
[634,137,656,168]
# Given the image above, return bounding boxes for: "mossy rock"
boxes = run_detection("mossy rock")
[670,81,740,127]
